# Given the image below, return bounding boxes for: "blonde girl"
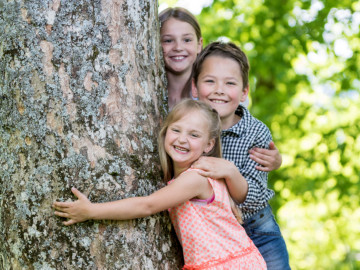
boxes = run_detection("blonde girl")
[53,99,266,269]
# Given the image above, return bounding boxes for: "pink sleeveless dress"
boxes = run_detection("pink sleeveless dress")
[168,169,266,270]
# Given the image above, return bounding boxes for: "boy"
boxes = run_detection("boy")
[191,42,291,270]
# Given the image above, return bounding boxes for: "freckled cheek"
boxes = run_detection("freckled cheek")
[189,49,198,58]
[164,141,173,155]
[164,134,172,146]
[161,45,171,55]
[230,91,241,101]
[198,88,212,98]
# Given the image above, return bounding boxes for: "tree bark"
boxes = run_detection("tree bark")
[0,0,182,269]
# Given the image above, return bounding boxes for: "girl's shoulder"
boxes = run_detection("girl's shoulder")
[168,168,207,184]
[178,169,227,189]
[166,169,213,201]
[168,168,206,182]
[179,169,214,201]
[179,168,211,182]
[182,168,206,175]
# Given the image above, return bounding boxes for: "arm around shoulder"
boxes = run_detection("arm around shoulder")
[222,161,248,203]
[191,157,248,203]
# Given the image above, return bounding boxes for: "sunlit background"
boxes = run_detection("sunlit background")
[159,0,360,269]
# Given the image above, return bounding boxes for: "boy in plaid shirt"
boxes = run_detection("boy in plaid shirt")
[191,41,291,270]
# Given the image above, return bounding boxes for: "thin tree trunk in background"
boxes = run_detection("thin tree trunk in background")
[0,0,182,269]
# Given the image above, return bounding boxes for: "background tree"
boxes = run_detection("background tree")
[159,0,360,269]
[0,0,182,269]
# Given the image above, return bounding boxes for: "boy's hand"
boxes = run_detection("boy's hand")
[191,156,234,180]
[53,188,92,226]
[249,141,282,172]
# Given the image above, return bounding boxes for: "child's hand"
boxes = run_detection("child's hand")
[249,141,282,172]
[191,157,234,180]
[53,187,92,226]
[192,156,248,203]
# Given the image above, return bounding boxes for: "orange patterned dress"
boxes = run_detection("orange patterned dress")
[168,169,266,269]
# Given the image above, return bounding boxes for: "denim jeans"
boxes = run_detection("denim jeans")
[242,205,291,270]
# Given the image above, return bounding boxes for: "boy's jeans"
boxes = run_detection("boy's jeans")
[242,205,291,270]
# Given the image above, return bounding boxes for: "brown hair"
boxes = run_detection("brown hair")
[158,99,221,182]
[159,7,202,42]
[192,41,250,91]
[159,8,202,99]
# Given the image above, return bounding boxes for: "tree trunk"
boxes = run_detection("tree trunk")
[0,0,182,269]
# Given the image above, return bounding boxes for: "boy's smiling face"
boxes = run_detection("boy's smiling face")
[192,55,249,130]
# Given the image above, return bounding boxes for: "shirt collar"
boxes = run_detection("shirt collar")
[222,105,251,136]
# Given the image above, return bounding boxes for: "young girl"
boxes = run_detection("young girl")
[159,7,202,110]
[159,7,281,171]
[53,99,266,269]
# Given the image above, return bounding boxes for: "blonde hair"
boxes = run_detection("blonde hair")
[158,99,221,182]
[157,99,243,223]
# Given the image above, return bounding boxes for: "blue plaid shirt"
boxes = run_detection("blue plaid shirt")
[221,105,275,220]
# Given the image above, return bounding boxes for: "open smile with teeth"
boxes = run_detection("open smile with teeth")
[210,99,227,104]
[171,56,186,61]
[174,145,189,153]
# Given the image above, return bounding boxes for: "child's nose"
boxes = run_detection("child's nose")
[177,133,187,142]
[173,40,183,51]
[214,83,225,94]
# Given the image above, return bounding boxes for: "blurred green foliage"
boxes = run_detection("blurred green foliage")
[160,0,360,269]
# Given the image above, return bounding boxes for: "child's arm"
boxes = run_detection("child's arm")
[191,157,248,203]
[53,170,212,226]
[249,141,282,171]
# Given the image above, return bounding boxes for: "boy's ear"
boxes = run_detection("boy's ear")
[204,138,215,154]
[191,78,198,98]
[240,85,250,102]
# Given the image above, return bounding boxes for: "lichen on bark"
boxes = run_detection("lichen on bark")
[0,0,181,269]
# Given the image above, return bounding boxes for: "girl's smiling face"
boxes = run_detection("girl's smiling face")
[160,18,202,75]
[164,111,214,176]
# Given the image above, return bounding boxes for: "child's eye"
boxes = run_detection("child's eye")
[170,127,180,133]
[184,38,192,43]
[205,79,214,83]
[191,133,200,138]
[162,39,173,43]
[227,81,236,85]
